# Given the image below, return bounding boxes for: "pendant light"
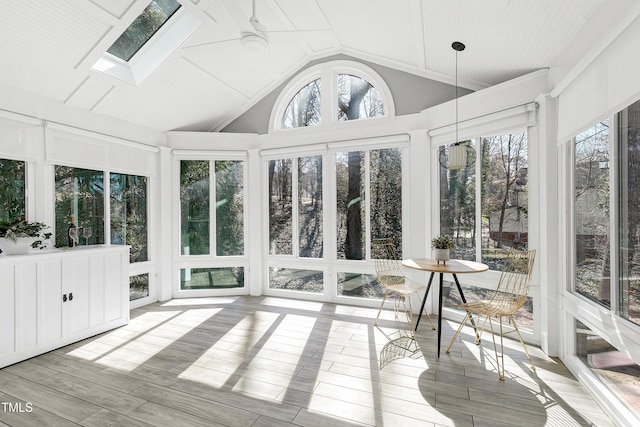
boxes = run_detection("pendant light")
[439,41,475,170]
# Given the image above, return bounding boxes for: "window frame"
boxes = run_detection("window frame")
[269,60,395,133]
[261,138,409,305]
[172,152,249,298]
[434,125,538,341]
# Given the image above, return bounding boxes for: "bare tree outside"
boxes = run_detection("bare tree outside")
[574,121,610,307]
[618,100,640,325]
[481,132,529,269]
[268,159,293,254]
[282,80,321,128]
[337,74,384,121]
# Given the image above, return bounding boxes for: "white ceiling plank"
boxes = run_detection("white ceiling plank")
[0,0,632,131]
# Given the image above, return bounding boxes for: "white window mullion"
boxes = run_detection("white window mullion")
[475,137,482,261]
[567,138,577,296]
[364,150,371,260]
[292,157,300,258]
[610,113,622,313]
[104,170,111,244]
[210,160,216,257]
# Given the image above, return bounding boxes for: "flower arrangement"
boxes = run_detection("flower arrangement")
[431,234,455,249]
[0,218,52,250]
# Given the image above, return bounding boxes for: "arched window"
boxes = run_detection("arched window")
[271,61,393,131]
[282,79,321,129]
[337,74,384,121]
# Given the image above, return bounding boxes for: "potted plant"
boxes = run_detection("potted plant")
[431,234,455,264]
[0,218,52,255]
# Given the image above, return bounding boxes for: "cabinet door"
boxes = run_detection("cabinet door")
[15,262,39,350]
[38,259,64,345]
[104,251,125,323]
[62,255,91,337]
[0,265,16,360]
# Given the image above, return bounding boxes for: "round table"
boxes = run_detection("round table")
[402,258,488,358]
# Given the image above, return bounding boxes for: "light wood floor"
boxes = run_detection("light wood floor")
[0,296,616,426]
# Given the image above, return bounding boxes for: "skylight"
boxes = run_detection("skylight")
[107,0,181,62]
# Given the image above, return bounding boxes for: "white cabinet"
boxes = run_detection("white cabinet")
[0,246,129,368]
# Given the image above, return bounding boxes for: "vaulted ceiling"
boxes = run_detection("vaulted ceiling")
[0,0,634,133]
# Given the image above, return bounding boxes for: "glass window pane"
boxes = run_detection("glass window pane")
[299,156,323,258]
[55,166,105,247]
[130,273,149,301]
[337,74,384,122]
[282,79,321,129]
[576,320,640,418]
[180,160,210,255]
[268,267,323,293]
[618,101,640,325]
[269,159,293,255]
[370,148,402,258]
[337,272,383,299]
[336,151,365,260]
[440,141,476,261]
[107,0,181,61]
[181,267,244,290]
[111,173,148,262]
[574,121,610,307]
[215,160,244,256]
[481,132,529,270]
[0,158,25,222]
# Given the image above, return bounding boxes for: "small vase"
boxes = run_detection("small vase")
[0,237,36,255]
[434,248,450,264]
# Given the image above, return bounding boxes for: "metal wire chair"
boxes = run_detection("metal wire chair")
[373,238,435,338]
[446,249,536,380]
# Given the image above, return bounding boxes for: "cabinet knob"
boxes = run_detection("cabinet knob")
[62,294,67,302]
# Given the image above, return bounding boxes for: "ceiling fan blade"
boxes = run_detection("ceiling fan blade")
[265,29,333,44]
[182,38,242,52]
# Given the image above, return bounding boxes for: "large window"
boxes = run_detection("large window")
[439,131,531,330]
[180,160,209,255]
[618,100,640,325]
[55,166,105,247]
[268,156,323,257]
[569,100,640,427]
[0,158,25,222]
[111,173,148,263]
[179,159,245,293]
[266,146,402,298]
[574,121,610,308]
[215,161,245,257]
[440,132,529,267]
[180,159,244,257]
[336,147,403,260]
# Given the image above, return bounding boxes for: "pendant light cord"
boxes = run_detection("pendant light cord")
[452,41,465,145]
[455,48,459,145]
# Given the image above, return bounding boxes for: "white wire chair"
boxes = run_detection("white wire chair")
[373,238,435,338]
[446,249,536,380]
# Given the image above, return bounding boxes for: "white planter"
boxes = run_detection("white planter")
[0,237,36,255]
[433,248,450,263]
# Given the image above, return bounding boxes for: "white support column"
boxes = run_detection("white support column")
[247,149,263,296]
[157,146,173,302]
[534,94,561,356]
